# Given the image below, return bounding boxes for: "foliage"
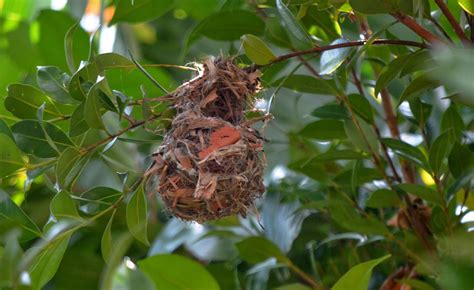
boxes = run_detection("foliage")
[0,0,473,289]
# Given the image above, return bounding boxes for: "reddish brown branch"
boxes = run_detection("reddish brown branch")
[434,0,469,44]
[391,12,445,44]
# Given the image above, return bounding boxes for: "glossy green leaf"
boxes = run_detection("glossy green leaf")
[375,53,410,96]
[236,236,289,264]
[126,186,149,245]
[311,103,349,119]
[366,189,401,208]
[94,53,134,72]
[441,104,464,141]
[84,78,106,129]
[276,75,339,95]
[68,62,99,101]
[332,255,391,290]
[101,211,115,262]
[186,10,265,50]
[299,120,346,140]
[55,147,85,188]
[79,187,122,215]
[241,34,276,65]
[69,102,89,137]
[37,66,75,104]
[320,39,351,75]
[0,191,41,241]
[0,133,25,178]
[429,131,453,176]
[28,233,71,289]
[397,183,442,205]
[50,191,81,220]
[399,74,439,104]
[138,254,220,290]
[5,84,62,119]
[11,120,74,158]
[381,138,430,171]
[110,0,173,24]
[458,0,474,15]
[275,0,313,46]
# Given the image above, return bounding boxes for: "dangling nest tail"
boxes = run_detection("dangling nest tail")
[147,57,266,223]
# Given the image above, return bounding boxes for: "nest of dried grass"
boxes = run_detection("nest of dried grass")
[147,57,266,222]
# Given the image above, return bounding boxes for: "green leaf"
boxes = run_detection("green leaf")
[311,150,367,162]
[274,283,311,290]
[458,0,474,15]
[300,120,346,140]
[0,191,41,241]
[276,75,339,95]
[344,118,379,153]
[332,255,391,290]
[409,98,432,126]
[366,189,401,208]
[448,143,473,178]
[348,94,374,123]
[241,34,276,65]
[37,66,75,104]
[69,102,89,137]
[236,236,289,264]
[399,74,439,105]
[126,186,149,245]
[186,10,265,50]
[441,104,464,142]
[429,131,453,176]
[0,120,14,142]
[138,254,220,290]
[68,62,99,101]
[28,233,71,289]
[84,78,106,129]
[397,183,442,205]
[110,0,173,24]
[50,191,81,220]
[320,39,351,75]
[275,0,313,46]
[55,147,86,188]
[11,120,74,158]
[381,138,430,171]
[0,133,25,178]
[79,187,122,215]
[64,22,80,73]
[5,84,62,119]
[375,53,410,96]
[101,211,115,262]
[311,103,349,120]
[94,53,134,72]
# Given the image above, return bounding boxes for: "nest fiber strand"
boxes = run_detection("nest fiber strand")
[149,58,266,222]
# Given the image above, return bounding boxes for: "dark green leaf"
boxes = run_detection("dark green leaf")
[348,94,374,123]
[50,191,81,220]
[344,118,379,153]
[429,131,453,176]
[69,102,89,137]
[28,233,71,289]
[375,53,410,96]
[37,66,75,104]
[311,103,349,119]
[84,78,106,129]
[300,120,346,140]
[381,138,430,171]
[138,254,220,290]
[101,211,115,262]
[399,74,439,104]
[276,75,339,95]
[79,187,122,215]
[236,236,288,264]
[311,150,367,162]
[5,84,62,119]
[56,147,86,188]
[126,186,149,245]
[12,120,74,158]
[332,255,391,290]
[274,283,311,290]
[241,34,276,65]
[110,0,173,24]
[320,39,351,75]
[409,98,432,126]
[448,143,473,178]
[441,104,464,142]
[186,10,265,50]
[366,189,401,208]
[349,0,395,14]
[68,62,99,101]
[0,134,25,178]
[275,0,313,46]
[0,120,14,141]
[397,183,442,205]
[0,191,41,241]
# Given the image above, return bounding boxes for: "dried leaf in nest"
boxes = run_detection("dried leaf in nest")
[147,57,266,223]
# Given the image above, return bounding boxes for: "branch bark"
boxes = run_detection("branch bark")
[434,0,469,44]
[391,12,446,44]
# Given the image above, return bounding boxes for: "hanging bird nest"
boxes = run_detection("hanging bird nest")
[147,57,267,223]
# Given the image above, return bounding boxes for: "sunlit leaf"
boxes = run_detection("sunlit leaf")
[111,0,174,24]
[332,255,391,290]
[241,34,276,65]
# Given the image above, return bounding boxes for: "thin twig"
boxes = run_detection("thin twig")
[391,12,445,44]
[434,0,469,44]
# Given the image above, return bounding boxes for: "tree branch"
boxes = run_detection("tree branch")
[434,0,469,44]
[391,12,445,44]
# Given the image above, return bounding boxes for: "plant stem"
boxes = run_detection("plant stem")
[391,12,445,44]
[259,39,429,68]
[434,0,469,44]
